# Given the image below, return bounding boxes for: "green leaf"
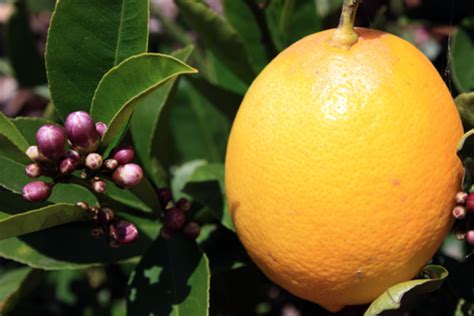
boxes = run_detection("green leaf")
[11,117,54,145]
[450,24,474,93]
[5,0,46,87]
[0,203,87,241]
[105,177,161,215]
[222,0,268,72]
[130,46,195,188]
[0,267,44,315]
[171,159,208,200]
[153,82,231,175]
[127,235,210,316]
[265,0,321,50]
[188,77,242,121]
[0,113,29,152]
[90,53,197,150]
[364,265,449,315]
[0,212,160,270]
[455,92,474,128]
[175,0,256,85]
[183,163,234,231]
[45,0,149,119]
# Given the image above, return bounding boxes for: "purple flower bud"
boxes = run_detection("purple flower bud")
[64,149,81,162]
[104,159,118,171]
[25,163,42,178]
[26,145,48,162]
[95,122,108,137]
[91,179,106,194]
[158,188,173,207]
[112,163,143,188]
[109,220,139,244]
[183,221,201,240]
[85,153,103,170]
[65,111,100,154]
[177,198,191,212]
[22,181,52,202]
[466,193,474,212]
[97,206,114,224]
[467,230,474,246]
[36,124,67,160]
[59,157,80,175]
[111,145,135,164]
[163,207,186,231]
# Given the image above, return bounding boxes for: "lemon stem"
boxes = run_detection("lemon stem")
[330,0,362,49]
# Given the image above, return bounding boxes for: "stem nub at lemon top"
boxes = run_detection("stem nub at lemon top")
[330,0,363,49]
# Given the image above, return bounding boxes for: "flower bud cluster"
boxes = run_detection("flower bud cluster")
[158,188,200,240]
[80,202,139,247]
[452,191,474,246]
[21,111,144,202]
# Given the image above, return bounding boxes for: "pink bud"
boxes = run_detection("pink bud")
[109,220,139,244]
[111,145,135,164]
[158,188,173,207]
[65,111,100,154]
[452,206,467,220]
[177,198,191,212]
[183,221,201,239]
[22,181,52,202]
[104,159,118,171]
[97,206,114,224]
[467,231,474,246]
[95,122,108,137]
[455,191,468,205]
[36,124,66,160]
[112,163,143,188]
[25,163,42,178]
[64,149,81,162]
[59,157,80,175]
[163,207,186,231]
[466,193,474,212]
[26,145,48,162]
[85,153,103,170]
[91,179,106,193]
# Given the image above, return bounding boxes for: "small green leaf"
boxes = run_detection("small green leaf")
[127,235,210,316]
[45,0,149,119]
[0,267,44,315]
[0,112,30,152]
[364,265,449,315]
[183,163,234,231]
[90,53,197,150]
[450,24,474,93]
[5,0,46,87]
[175,0,256,85]
[455,92,474,128]
[11,117,54,145]
[130,46,195,188]
[0,203,87,241]
[0,156,36,193]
